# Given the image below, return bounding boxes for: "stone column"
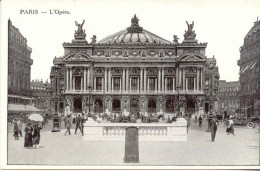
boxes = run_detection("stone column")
[70,68,72,91]
[202,68,204,91]
[140,69,143,92]
[137,78,140,92]
[144,68,147,93]
[130,77,132,92]
[94,77,96,91]
[120,78,122,92]
[186,78,188,91]
[126,68,129,92]
[183,69,185,91]
[122,68,125,92]
[103,77,105,92]
[176,68,179,89]
[87,68,90,87]
[147,78,149,92]
[155,78,158,92]
[108,68,111,92]
[112,77,114,92]
[158,68,161,92]
[179,68,182,89]
[197,68,199,91]
[173,77,175,92]
[194,78,196,91]
[104,68,107,93]
[84,67,86,91]
[162,68,165,92]
[73,77,75,90]
[66,67,69,92]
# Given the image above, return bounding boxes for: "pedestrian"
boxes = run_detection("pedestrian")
[198,115,203,127]
[17,118,23,137]
[81,113,86,136]
[13,118,19,140]
[75,114,83,134]
[32,123,41,149]
[210,116,218,142]
[185,114,190,133]
[63,115,67,129]
[64,115,71,136]
[24,123,33,148]
[226,117,235,135]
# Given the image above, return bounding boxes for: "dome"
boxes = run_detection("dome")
[98,15,171,45]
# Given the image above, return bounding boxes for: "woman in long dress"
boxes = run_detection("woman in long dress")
[24,123,33,148]
[33,123,41,148]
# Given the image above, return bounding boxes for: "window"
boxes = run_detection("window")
[187,77,194,90]
[96,77,102,90]
[75,76,81,90]
[113,77,121,91]
[166,77,173,91]
[149,77,156,91]
[131,77,138,91]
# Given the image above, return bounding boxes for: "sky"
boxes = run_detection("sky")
[1,0,260,82]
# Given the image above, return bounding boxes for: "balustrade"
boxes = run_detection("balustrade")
[83,119,187,142]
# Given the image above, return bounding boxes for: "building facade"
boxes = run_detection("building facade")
[31,79,52,112]
[50,15,219,116]
[218,80,240,114]
[8,19,33,105]
[238,18,260,117]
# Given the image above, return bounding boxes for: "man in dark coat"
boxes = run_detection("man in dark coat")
[81,113,86,136]
[198,115,203,127]
[210,116,218,142]
[64,115,71,136]
[75,114,83,134]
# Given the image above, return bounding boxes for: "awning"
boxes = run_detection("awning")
[8,95,32,100]
[8,104,41,112]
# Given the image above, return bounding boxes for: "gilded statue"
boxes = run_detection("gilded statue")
[186,21,194,34]
[75,20,85,34]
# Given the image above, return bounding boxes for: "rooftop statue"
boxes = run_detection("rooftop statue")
[183,21,197,43]
[90,35,97,44]
[186,21,194,34]
[127,14,143,33]
[75,20,85,34]
[74,20,86,40]
[173,35,179,44]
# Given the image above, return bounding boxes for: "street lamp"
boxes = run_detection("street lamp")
[88,85,92,115]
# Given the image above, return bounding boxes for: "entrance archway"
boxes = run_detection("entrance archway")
[112,99,121,112]
[186,97,195,114]
[148,99,157,113]
[166,99,175,113]
[130,98,140,114]
[74,99,82,113]
[94,99,103,114]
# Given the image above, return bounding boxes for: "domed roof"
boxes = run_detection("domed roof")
[98,15,171,45]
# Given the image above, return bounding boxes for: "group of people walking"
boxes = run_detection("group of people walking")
[24,123,41,149]
[12,118,41,149]
[63,113,86,136]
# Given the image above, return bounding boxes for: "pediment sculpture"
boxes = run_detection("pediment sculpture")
[64,52,91,61]
[180,54,205,62]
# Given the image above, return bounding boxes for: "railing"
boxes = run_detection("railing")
[83,118,187,142]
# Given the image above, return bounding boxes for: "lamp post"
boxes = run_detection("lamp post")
[88,85,92,115]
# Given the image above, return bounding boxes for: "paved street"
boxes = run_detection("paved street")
[7,119,259,166]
